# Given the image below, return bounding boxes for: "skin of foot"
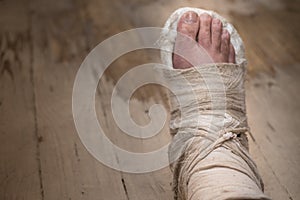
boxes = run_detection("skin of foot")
[173,11,236,69]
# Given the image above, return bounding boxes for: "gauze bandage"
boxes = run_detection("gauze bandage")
[155,7,271,200]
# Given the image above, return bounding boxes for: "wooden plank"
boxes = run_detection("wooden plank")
[95,77,173,200]
[247,65,300,200]
[30,0,128,199]
[82,0,175,199]
[249,138,292,200]
[0,0,42,199]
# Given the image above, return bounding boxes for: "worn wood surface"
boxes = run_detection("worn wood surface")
[0,0,299,199]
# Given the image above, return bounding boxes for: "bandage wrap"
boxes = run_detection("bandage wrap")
[157,7,271,200]
[159,64,268,200]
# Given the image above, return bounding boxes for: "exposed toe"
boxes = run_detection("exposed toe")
[198,13,212,48]
[220,29,230,62]
[229,44,236,64]
[177,11,200,38]
[211,18,222,52]
[173,11,200,69]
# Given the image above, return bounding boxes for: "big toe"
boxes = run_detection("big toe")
[173,11,199,69]
[177,11,199,38]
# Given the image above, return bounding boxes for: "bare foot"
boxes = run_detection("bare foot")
[173,12,236,69]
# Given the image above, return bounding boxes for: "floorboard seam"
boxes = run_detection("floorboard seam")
[28,6,45,200]
[121,176,130,200]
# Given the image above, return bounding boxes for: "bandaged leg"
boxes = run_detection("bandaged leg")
[156,8,271,200]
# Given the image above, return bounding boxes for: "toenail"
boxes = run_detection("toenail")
[200,13,210,20]
[222,30,230,39]
[212,18,221,25]
[183,12,198,24]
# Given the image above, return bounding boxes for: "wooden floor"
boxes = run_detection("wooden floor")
[0,0,299,199]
